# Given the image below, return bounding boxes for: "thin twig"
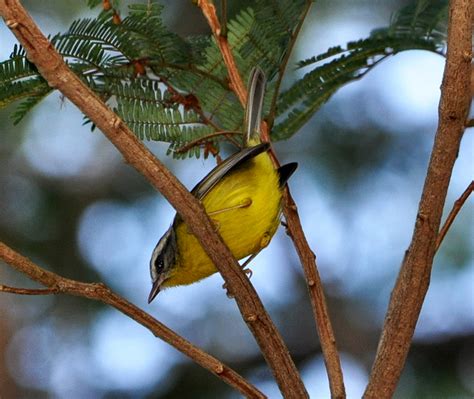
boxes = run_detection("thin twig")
[157,74,221,131]
[197,0,247,106]
[253,4,346,392]
[263,139,345,399]
[148,61,229,88]
[268,1,313,129]
[196,1,344,396]
[175,131,242,154]
[0,2,307,397]
[363,1,473,398]
[282,190,346,399]
[0,242,265,399]
[435,180,474,251]
[220,0,227,38]
[0,285,60,295]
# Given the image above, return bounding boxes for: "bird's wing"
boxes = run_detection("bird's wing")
[191,143,269,200]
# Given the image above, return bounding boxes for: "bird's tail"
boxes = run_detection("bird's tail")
[245,67,266,146]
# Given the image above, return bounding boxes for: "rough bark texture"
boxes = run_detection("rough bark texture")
[364,1,472,397]
[0,243,266,398]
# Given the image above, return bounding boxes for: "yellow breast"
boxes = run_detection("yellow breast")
[163,151,282,287]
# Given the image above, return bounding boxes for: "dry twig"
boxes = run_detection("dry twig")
[436,180,474,251]
[0,242,265,398]
[196,1,345,397]
[174,131,242,154]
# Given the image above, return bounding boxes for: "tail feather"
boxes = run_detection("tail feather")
[245,67,266,145]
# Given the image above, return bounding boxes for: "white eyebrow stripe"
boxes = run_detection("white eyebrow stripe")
[150,226,173,280]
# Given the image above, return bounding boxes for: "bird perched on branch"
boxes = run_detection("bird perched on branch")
[148,67,297,303]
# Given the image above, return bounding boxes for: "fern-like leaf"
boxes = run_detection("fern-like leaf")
[11,86,52,124]
[56,13,138,62]
[274,0,448,140]
[0,45,52,122]
[165,0,308,135]
[121,3,191,64]
[113,79,216,158]
[0,0,450,156]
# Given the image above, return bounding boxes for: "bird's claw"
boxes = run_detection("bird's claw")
[222,267,253,298]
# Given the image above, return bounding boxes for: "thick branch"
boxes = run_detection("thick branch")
[0,1,307,397]
[364,1,472,398]
[0,242,264,398]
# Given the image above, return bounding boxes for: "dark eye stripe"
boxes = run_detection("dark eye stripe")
[155,257,164,272]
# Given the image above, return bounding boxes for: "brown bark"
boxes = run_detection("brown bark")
[0,243,265,398]
[364,0,472,397]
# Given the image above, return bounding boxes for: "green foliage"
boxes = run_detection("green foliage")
[9,81,52,124]
[113,78,215,158]
[86,0,102,9]
[86,0,121,9]
[0,45,52,122]
[0,0,448,156]
[273,0,448,140]
[57,13,136,64]
[386,0,448,40]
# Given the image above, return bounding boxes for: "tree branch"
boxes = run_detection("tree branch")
[282,190,346,399]
[195,2,344,396]
[174,131,241,154]
[260,3,346,397]
[0,1,307,397]
[0,284,60,295]
[364,1,473,398]
[268,1,313,129]
[197,0,247,106]
[0,242,265,398]
[435,180,474,251]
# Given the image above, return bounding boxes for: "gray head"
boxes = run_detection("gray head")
[148,226,177,303]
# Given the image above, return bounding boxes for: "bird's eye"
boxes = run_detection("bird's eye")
[155,257,165,272]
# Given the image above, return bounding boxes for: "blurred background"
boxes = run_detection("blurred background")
[0,1,472,398]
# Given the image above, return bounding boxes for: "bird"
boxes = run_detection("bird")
[148,67,297,303]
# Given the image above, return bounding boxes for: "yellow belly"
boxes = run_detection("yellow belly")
[163,151,282,287]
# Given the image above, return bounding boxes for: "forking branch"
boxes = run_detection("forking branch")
[435,180,474,252]
[1,1,468,398]
[364,0,472,397]
[0,242,264,398]
[196,1,345,397]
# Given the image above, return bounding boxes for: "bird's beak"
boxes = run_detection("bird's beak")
[148,283,160,304]
[148,274,167,304]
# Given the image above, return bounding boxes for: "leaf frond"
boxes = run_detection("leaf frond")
[113,78,218,158]
[0,0,450,156]
[11,86,52,124]
[0,48,40,86]
[275,0,448,140]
